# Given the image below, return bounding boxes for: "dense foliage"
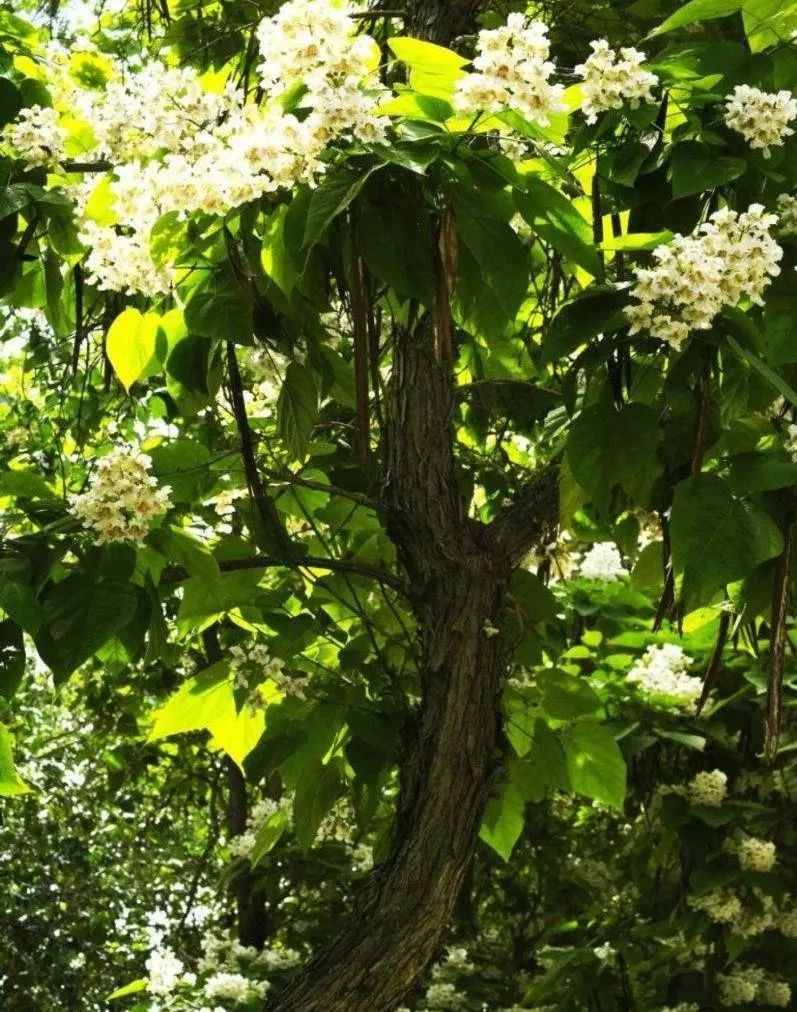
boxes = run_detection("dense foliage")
[1,0,797,1009]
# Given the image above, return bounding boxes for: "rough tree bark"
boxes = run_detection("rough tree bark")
[265,4,559,1008]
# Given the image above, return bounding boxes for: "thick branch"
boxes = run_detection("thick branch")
[161,554,407,593]
[489,466,560,567]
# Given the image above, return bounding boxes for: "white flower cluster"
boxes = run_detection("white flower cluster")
[658,1005,699,1012]
[736,834,777,873]
[723,85,797,157]
[627,644,702,708]
[687,768,727,807]
[204,971,269,1003]
[256,0,389,145]
[579,541,626,581]
[717,966,791,1008]
[146,947,195,995]
[197,930,300,976]
[5,0,389,296]
[229,641,286,691]
[227,795,291,861]
[689,886,779,937]
[785,422,797,463]
[627,205,783,349]
[2,105,66,167]
[776,193,797,234]
[70,446,171,544]
[454,14,564,126]
[424,981,466,1010]
[574,39,658,123]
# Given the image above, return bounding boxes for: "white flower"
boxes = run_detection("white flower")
[70,446,171,544]
[777,193,797,234]
[724,85,797,156]
[575,39,658,123]
[687,768,727,807]
[627,204,782,349]
[736,835,777,873]
[3,105,66,167]
[425,980,466,1009]
[717,965,790,1008]
[627,644,702,708]
[146,947,185,996]
[204,971,270,1002]
[579,541,626,581]
[454,15,565,127]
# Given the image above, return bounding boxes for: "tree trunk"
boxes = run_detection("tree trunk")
[403,0,482,47]
[267,321,555,1011]
[264,6,560,1009]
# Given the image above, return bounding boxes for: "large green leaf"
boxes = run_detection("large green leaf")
[479,760,528,861]
[356,180,434,302]
[35,576,139,682]
[278,362,318,462]
[538,669,602,721]
[387,37,467,98]
[650,0,745,35]
[514,178,602,277]
[561,722,626,809]
[670,474,783,609]
[567,401,661,511]
[670,142,746,198]
[541,285,626,363]
[0,723,30,797]
[293,757,345,851]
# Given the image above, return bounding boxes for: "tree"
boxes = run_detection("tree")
[1,0,797,1009]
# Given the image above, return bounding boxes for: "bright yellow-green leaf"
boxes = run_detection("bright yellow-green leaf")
[107,979,148,1000]
[81,174,117,226]
[106,307,161,391]
[148,662,278,769]
[0,724,30,797]
[388,37,467,98]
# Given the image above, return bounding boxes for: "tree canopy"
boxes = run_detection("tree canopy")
[1,0,797,1010]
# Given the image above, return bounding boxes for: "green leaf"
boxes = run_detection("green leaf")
[726,334,797,405]
[106,308,160,391]
[387,37,467,98]
[35,576,139,682]
[561,722,626,809]
[520,720,570,800]
[538,669,602,721]
[0,723,30,797]
[148,526,222,585]
[509,569,557,623]
[149,440,211,503]
[356,180,434,302]
[0,575,43,634]
[567,401,661,511]
[670,142,746,198]
[479,760,527,861]
[184,268,253,344]
[727,453,797,494]
[670,474,783,609]
[107,979,148,1001]
[278,362,318,462]
[452,191,529,336]
[250,809,290,867]
[303,163,380,249]
[0,468,56,500]
[542,286,626,363]
[743,0,797,51]
[650,0,745,36]
[514,178,602,277]
[149,660,266,766]
[0,620,25,699]
[293,757,345,851]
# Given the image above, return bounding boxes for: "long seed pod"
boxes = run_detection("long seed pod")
[350,248,371,467]
[433,204,457,362]
[696,611,730,716]
[765,517,793,760]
